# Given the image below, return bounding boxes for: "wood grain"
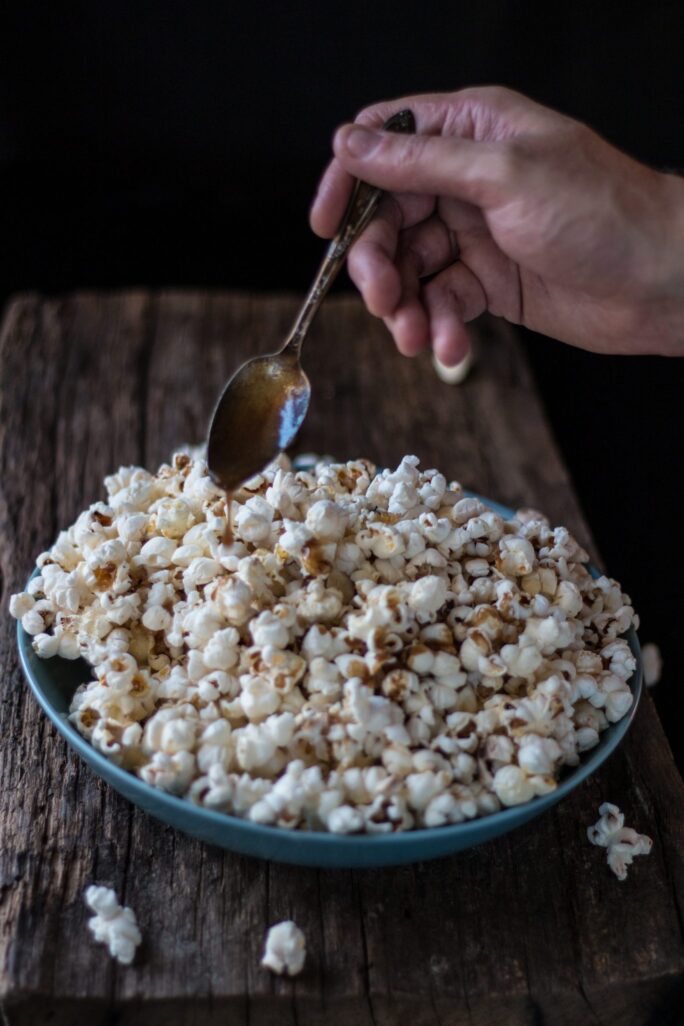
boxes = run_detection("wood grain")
[1,291,683,1025]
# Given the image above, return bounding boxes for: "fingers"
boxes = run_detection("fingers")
[310,94,457,239]
[396,217,457,278]
[309,86,543,237]
[348,211,468,357]
[378,257,489,365]
[384,304,431,358]
[345,196,402,316]
[346,197,438,317]
[423,263,488,365]
[333,126,516,209]
[310,139,442,241]
[355,213,458,322]
[343,196,493,365]
[309,86,577,362]
[310,130,502,237]
[351,86,549,138]
[310,159,355,239]
[383,251,431,358]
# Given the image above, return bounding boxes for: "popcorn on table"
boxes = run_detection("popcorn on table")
[587,803,653,881]
[84,886,142,965]
[641,643,663,687]
[261,920,306,976]
[11,452,640,833]
[433,349,474,385]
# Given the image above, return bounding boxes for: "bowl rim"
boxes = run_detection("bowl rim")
[15,490,643,851]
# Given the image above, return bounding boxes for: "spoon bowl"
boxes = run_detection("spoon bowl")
[207,352,310,493]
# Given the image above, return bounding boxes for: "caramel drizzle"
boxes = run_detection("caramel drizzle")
[221,492,233,545]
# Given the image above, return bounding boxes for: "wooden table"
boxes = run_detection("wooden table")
[1,291,683,1026]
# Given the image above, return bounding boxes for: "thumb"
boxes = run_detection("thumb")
[333,123,512,207]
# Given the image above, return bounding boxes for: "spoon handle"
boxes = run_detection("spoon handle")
[282,109,415,356]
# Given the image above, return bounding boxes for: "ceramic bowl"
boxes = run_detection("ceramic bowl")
[16,493,642,867]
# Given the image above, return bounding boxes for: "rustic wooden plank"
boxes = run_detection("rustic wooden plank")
[1,291,683,1026]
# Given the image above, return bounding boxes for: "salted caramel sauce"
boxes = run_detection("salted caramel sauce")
[221,493,234,545]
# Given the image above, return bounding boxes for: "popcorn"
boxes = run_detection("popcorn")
[601,638,637,681]
[408,575,448,615]
[433,349,473,385]
[327,804,364,834]
[139,750,196,793]
[141,606,172,632]
[155,497,196,539]
[261,920,306,976]
[641,642,662,687]
[21,608,45,635]
[587,803,653,880]
[500,640,543,677]
[492,765,540,806]
[305,499,347,541]
[517,735,562,775]
[10,452,639,835]
[203,627,240,670]
[84,885,141,965]
[239,676,281,722]
[216,577,253,625]
[251,610,291,649]
[32,632,61,658]
[183,557,222,588]
[139,536,176,568]
[406,770,452,810]
[498,537,536,577]
[9,592,35,619]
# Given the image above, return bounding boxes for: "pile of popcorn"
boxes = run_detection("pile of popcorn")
[11,452,639,834]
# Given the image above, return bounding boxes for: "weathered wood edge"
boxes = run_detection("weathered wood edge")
[0,293,680,1026]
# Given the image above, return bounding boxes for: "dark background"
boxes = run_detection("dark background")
[2,2,683,759]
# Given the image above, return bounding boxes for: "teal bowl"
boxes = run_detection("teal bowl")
[16,493,642,868]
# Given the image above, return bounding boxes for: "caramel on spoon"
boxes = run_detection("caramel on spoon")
[206,110,416,524]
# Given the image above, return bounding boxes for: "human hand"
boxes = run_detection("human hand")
[311,87,684,361]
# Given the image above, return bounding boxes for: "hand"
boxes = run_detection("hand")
[311,87,684,361]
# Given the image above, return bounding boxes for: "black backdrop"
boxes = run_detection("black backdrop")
[2,1,683,760]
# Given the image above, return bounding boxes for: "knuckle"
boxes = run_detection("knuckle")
[380,194,403,229]
[558,118,591,147]
[346,250,366,288]
[457,84,516,107]
[355,103,394,128]
[495,138,529,178]
[388,133,426,168]
[483,85,518,105]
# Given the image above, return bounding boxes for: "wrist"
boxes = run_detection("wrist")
[637,172,684,355]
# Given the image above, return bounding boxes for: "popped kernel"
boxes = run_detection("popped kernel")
[261,920,306,976]
[84,885,141,965]
[587,803,652,880]
[641,642,662,687]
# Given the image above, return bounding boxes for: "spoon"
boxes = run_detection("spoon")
[206,109,416,497]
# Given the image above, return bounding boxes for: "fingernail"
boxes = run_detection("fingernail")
[343,125,380,158]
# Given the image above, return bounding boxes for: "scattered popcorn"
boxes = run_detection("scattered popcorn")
[433,349,474,385]
[84,886,142,965]
[11,453,640,833]
[261,920,306,976]
[641,643,663,687]
[587,803,653,881]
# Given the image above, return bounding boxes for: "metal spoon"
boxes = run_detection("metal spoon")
[206,109,415,496]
